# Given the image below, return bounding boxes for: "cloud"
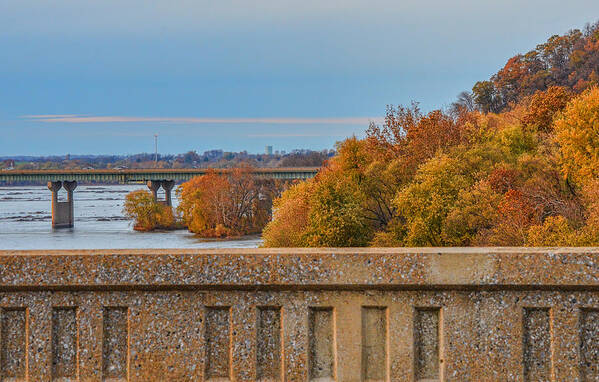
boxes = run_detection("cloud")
[247,133,333,138]
[23,114,79,119]
[23,115,383,125]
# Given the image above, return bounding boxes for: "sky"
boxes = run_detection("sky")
[2,1,599,156]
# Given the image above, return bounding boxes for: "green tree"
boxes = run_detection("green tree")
[472,81,501,113]
[392,127,522,246]
[304,174,373,247]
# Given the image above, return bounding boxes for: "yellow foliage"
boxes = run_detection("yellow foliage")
[443,180,501,246]
[526,216,577,246]
[369,231,402,247]
[123,190,175,231]
[303,172,372,247]
[261,84,599,247]
[554,86,599,185]
[262,180,313,247]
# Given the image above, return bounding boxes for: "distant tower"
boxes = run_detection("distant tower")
[265,145,273,155]
[154,134,158,166]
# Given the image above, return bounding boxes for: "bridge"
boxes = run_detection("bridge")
[0,167,319,184]
[0,167,319,228]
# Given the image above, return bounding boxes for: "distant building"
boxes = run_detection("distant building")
[265,145,273,155]
[202,150,223,160]
[1,159,15,169]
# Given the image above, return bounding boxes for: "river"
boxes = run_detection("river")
[0,185,262,249]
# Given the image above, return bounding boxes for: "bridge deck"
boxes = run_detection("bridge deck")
[0,167,319,183]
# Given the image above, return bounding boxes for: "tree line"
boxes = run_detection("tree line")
[2,149,331,172]
[470,22,599,113]
[125,21,599,246]
[263,22,599,247]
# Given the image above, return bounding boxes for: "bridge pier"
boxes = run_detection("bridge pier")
[146,180,161,200]
[147,179,175,206]
[47,180,77,228]
[162,180,175,207]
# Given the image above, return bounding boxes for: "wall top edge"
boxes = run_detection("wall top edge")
[0,247,597,288]
[2,247,599,256]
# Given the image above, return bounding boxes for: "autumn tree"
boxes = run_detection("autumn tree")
[177,170,230,235]
[262,21,599,248]
[123,190,176,231]
[554,87,599,185]
[393,140,508,246]
[466,24,599,113]
[177,166,280,237]
[264,138,385,247]
[303,171,372,247]
[262,180,314,247]
[526,216,577,246]
[366,104,469,168]
[486,189,540,246]
[443,180,501,246]
[521,86,573,131]
[472,80,502,113]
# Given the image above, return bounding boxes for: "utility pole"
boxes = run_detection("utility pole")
[154,134,158,167]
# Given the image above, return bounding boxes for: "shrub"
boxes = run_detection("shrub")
[123,190,176,231]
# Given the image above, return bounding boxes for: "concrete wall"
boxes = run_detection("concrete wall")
[0,248,597,381]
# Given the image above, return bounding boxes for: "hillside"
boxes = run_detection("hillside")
[263,21,599,248]
[470,22,599,112]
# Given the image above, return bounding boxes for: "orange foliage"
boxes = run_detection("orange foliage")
[264,22,599,248]
[177,166,279,237]
[486,167,522,194]
[366,105,469,172]
[488,189,539,245]
[521,86,573,131]
[473,24,599,112]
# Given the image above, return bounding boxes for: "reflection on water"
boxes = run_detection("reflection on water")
[0,185,262,249]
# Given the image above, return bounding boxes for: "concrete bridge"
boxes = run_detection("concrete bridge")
[0,167,319,184]
[0,168,318,228]
[0,247,597,381]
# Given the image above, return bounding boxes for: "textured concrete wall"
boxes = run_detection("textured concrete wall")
[0,248,597,381]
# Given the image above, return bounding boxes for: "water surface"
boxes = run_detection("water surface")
[0,185,262,249]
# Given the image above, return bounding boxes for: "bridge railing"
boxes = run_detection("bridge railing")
[0,248,597,381]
